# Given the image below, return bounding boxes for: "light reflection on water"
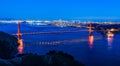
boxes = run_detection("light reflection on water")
[1,23,120,66]
[88,35,94,49]
[107,34,114,49]
[17,39,24,54]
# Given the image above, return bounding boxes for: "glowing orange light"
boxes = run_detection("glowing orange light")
[110,28,115,32]
[89,35,94,48]
[107,31,114,48]
[18,39,23,54]
[106,32,114,38]
[89,23,93,36]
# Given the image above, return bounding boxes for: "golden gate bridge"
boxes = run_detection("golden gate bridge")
[14,22,115,54]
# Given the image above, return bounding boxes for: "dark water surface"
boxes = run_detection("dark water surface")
[0,23,120,66]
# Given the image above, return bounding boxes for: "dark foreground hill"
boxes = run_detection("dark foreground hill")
[0,32,18,59]
[0,31,84,66]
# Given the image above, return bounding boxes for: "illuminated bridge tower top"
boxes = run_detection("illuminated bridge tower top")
[89,23,92,36]
[17,21,21,41]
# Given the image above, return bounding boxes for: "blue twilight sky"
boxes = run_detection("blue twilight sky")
[0,0,120,20]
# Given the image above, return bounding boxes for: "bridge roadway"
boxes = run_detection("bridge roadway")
[12,29,119,36]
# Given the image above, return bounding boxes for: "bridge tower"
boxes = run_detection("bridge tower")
[88,23,94,48]
[89,23,92,36]
[17,21,23,54]
[17,21,21,41]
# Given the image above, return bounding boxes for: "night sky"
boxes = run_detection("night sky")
[0,0,120,20]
